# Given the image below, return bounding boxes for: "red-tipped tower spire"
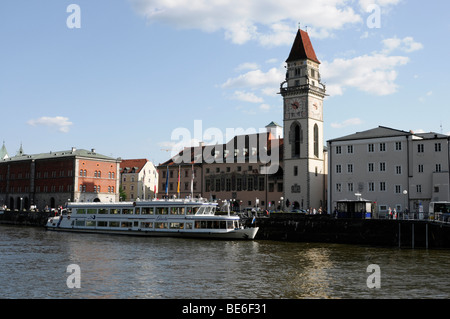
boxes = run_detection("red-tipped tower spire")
[286,29,320,64]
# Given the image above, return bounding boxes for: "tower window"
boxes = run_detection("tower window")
[290,123,301,158]
[314,124,319,158]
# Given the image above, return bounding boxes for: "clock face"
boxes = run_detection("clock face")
[309,99,322,119]
[284,97,306,119]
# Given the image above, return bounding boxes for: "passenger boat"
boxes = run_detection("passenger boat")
[45,199,259,240]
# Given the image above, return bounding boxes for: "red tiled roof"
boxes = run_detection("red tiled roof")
[120,159,148,173]
[286,29,320,64]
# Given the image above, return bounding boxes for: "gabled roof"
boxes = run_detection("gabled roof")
[120,159,148,174]
[286,29,320,64]
[328,126,412,142]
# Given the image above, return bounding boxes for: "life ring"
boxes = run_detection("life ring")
[50,218,53,223]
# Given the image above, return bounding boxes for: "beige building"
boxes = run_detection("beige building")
[120,159,158,201]
[157,125,284,212]
[327,126,450,215]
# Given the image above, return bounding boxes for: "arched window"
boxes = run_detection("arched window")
[290,122,302,158]
[314,124,319,158]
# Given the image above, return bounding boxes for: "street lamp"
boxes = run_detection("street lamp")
[403,190,408,219]
[280,197,284,212]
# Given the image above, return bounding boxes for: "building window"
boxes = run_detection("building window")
[417,185,422,193]
[435,143,442,152]
[294,166,298,176]
[314,124,319,158]
[336,165,342,174]
[395,142,402,151]
[368,144,374,152]
[368,163,374,172]
[379,143,386,152]
[396,166,402,175]
[290,122,301,158]
[347,164,353,173]
[418,165,424,173]
[379,162,386,172]
[418,144,424,153]
[368,182,375,192]
[380,182,386,192]
[336,146,342,154]
[347,145,353,154]
[436,164,442,172]
[395,185,401,194]
[348,183,354,192]
[336,183,342,192]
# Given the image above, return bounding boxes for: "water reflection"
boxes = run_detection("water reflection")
[2,225,450,299]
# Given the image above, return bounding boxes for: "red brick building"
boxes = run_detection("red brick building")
[0,147,121,210]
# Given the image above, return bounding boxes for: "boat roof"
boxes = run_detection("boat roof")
[67,199,218,208]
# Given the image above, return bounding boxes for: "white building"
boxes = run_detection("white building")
[327,126,450,215]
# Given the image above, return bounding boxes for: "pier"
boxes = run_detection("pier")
[247,213,450,249]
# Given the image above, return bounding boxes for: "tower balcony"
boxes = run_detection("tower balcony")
[279,82,327,97]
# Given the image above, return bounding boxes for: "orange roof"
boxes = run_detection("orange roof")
[120,159,148,173]
[286,29,320,64]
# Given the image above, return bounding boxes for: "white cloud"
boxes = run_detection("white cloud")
[321,53,409,96]
[382,36,423,54]
[331,118,364,129]
[130,0,363,45]
[230,91,264,103]
[27,116,73,133]
[221,67,284,89]
[234,62,260,72]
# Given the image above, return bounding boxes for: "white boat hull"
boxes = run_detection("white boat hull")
[46,223,259,240]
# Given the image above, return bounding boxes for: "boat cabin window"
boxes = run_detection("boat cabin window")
[141,222,153,228]
[75,220,85,226]
[76,209,86,214]
[98,209,107,214]
[110,209,120,214]
[185,222,193,229]
[155,222,168,229]
[86,221,96,227]
[141,207,154,215]
[186,207,195,215]
[87,209,96,214]
[170,222,184,229]
[155,207,168,215]
[170,207,184,215]
[194,220,231,229]
[122,208,133,215]
[121,222,132,228]
[109,221,120,227]
[97,221,108,227]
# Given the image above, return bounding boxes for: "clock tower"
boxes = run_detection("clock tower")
[280,29,327,211]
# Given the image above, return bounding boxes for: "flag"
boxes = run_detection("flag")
[177,165,180,197]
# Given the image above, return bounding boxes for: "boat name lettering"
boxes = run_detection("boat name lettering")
[156,216,168,221]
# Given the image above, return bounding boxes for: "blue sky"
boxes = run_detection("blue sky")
[0,0,449,165]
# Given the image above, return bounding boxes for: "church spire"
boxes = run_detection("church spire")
[286,29,320,64]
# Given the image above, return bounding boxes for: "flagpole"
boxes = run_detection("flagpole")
[190,164,194,199]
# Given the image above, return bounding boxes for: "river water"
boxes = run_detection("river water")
[1,224,450,299]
